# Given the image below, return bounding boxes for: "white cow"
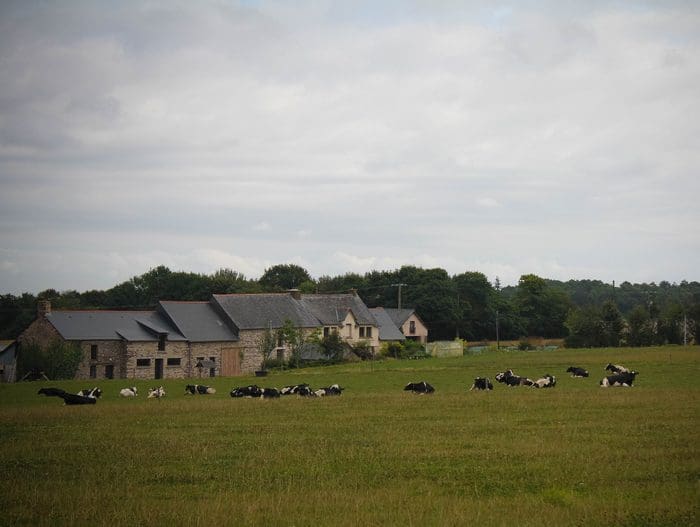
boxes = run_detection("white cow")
[119,387,138,397]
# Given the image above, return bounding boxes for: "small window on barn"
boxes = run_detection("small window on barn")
[158,334,166,351]
[137,358,151,367]
[323,327,330,338]
[90,344,98,360]
[89,365,97,378]
[365,327,372,338]
[167,358,181,366]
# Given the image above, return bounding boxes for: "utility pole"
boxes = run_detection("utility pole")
[391,283,407,310]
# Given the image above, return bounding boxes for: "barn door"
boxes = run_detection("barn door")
[154,358,164,379]
[220,348,241,377]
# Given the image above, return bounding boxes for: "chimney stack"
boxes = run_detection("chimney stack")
[349,288,358,296]
[37,300,51,318]
[288,289,302,300]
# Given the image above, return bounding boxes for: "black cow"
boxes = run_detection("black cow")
[600,371,638,387]
[77,387,102,398]
[260,387,281,398]
[185,384,216,395]
[281,383,315,396]
[605,363,630,374]
[566,366,589,378]
[533,374,556,388]
[469,377,493,391]
[314,384,344,397]
[495,370,535,387]
[404,381,435,394]
[59,392,97,405]
[230,385,263,398]
[38,387,66,397]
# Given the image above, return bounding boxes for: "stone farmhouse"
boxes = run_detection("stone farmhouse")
[17,290,407,381]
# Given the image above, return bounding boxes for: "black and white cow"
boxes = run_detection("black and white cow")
[533,374,556,388]
[78,387,102,398]
[600,371,638,387]
[230,385,263,398]
[38,387,66,397]
[185,384,216,395]
[280,383,315,397]
[605,363,630,374]
[495,370,536,387]
[404,381,435,394]
[59,392,97,405]
[469,377,493,391]
[566,366,589,378]
[120,387,138,397]
[260,387,281,398]
[147,386,165,398]
[314,384,344,397]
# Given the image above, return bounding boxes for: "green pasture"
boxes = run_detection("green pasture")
[1,346,698,526]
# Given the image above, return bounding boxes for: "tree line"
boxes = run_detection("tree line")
[2,264,699,347]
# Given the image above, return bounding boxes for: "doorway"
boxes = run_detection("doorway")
[154,358,164,379]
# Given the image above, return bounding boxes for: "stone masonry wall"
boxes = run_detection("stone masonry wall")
[76,340,125,380]
[125,341,190,380]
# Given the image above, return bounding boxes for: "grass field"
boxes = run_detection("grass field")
[1,346,698,526]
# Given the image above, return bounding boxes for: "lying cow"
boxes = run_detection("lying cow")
[314,384,344,397]
[78,387,102,398]
[185,384,216,395]
[566,366,589,378]
[260,387,280,398]
[230,385,263,398]
[605,363,630,374]
[38,387,66,397]
[600,371,638,387]
[119,387,138,397]
[495,370,535,387]
[533,374,556,388]
[281,383,315,397]
[148,386,165,399]
[59,392,97,405]
[469,377,493,391]
[404,381,435,394]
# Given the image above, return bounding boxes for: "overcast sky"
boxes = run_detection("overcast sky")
[1,1,698,294]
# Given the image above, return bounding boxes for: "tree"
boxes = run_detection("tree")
[259,264,313,292]
[515,274,571,337]
[17,340,82,380]
[453,271,495,340]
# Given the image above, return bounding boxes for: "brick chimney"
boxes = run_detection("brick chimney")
[37,300,51,318]
[288,289,302,300]
[349,288,358,296]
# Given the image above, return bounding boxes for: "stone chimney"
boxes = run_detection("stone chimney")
[288,289,302,300]
[37,300,51,318]
[349,288,358,296]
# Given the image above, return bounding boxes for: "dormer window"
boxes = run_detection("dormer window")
[158,334,166,351]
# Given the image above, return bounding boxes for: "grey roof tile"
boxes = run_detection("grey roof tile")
[369,307,406,341]
[212,294,319,330]
[47,310,185,341]
[159,301,238,342]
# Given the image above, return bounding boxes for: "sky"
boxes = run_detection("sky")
[0,0,698,295]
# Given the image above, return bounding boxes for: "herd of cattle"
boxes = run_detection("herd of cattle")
[36,362,639,405]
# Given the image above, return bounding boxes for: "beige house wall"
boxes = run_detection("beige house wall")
[339,312,379,351]
[401,314,428,344]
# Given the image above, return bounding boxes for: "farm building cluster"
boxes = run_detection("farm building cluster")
[15,290,428,381]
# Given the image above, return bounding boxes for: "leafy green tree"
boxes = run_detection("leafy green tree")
[626,305,655,346]
[318,331,346,362]
[453,271,494,340]
[259,264,313,291]
[515,274,570,337]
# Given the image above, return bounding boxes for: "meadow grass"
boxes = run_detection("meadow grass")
[0,346,698,526]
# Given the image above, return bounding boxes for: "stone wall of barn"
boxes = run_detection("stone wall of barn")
[236,327,320,373]
[189,342,233,378]
[124,341,190,380]
[76,340,125,380]
[17,316,64,349]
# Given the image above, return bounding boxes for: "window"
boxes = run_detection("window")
[359,327,365,338]
[158,334,166,351]
[89,365,97,378]
[346,323,352,337]
[323,327,330,338]
[90,344,98,360]
[409,321,416,334]
[366,327,372,338]
[137,358,151,367]
[167,358,181,366]
[105,365,114,379]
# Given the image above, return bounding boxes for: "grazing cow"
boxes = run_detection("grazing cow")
[469,377,493,391]
[78,387,102,398]
[404,381,435,394]
[38,387,66,397]
[605,363,630,374]
[230,385,263,398]
[119,387,138,397]
[533,374,556,388]
[495,370,536,387]
[281,383,315,397]
[59,392,97,405]
[185,384,216,395]
[600,371,638,387]
[314,384,344,397]
[147,386,165,399]
[566,366,589,378]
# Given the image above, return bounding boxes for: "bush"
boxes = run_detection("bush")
[518,338,536,351]
[18,340,82,380]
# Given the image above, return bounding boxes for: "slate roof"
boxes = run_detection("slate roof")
[159,301,238,342]
[212,294,320,330]
[301,294,377,326]
[382,308,416,327]
[46,310,186,342]
[369,308,406,341]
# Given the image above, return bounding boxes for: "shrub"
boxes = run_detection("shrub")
[18,340,82,380]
